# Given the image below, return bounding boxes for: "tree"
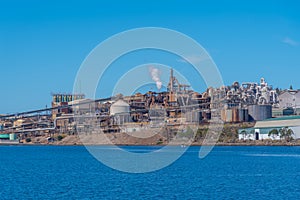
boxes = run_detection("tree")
[285,128,294,142]
[240,130,247,140]
[196,128,208,139]
[279,127,294,142]
[25,138,31,143]
[248,129,255,140]
[268,129,279,140]
[57,135,64,141]
[290,85,293,90]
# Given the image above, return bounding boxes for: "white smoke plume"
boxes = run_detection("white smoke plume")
[149,67,162,90]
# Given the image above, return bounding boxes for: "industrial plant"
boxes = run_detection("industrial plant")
[1,68,300,144]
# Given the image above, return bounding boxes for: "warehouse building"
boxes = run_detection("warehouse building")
[278,90,300,110]
[239,116,300,140]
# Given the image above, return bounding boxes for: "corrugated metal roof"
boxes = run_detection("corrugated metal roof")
[263,115,300,121]
[255,119,300,128]
[112,99,130,107]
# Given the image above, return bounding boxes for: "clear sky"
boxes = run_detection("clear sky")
[0,0,300,114]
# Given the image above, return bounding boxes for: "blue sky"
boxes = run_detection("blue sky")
[0,0,300,113]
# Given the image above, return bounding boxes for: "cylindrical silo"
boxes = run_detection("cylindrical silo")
[248,105,272,121]
[110,100,130,115]
[232,108,239,123]
[193,110,202,123]
[226,109,233,122]
[238,108,244,122]
[110,99,131,125]
[243,109,249,122]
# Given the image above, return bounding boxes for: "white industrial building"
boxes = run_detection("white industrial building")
[69,98,95,113]
[239,116,300,140]
[279,90,300,109]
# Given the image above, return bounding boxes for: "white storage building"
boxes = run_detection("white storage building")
[239,116,300,140]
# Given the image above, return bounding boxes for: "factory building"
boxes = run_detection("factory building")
[0,123,18,143]
[216,77,277,122]
[47,72,281,133]
[51,93,85,119]
[2,68,294,138]
[0,133,18,144]
[272,107,295,117]
[69,98,96,114]
[278,90,300,115]
[278,90,300,108]
[239,116,300,140]
[51,73,281,132]
[52,93,85,103]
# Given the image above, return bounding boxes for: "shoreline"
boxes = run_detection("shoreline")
[6,128,300,146]
[2,142,300,147]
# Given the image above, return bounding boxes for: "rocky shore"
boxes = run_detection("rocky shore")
[9,122,298,146]
[16,133,300,146]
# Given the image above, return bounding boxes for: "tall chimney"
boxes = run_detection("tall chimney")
[170,68,174,92]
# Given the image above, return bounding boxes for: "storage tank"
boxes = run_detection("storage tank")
[238,109,244,122]
[221,109,233,122]
[226,109,233,122]
[243,109,249,122]
[222,108,249,123]
[185,111,202,123]
[110,100,130,115]
[248,105,272,121]
[110,99,131,125]
[232,108,240,123]
[237,108,249,122]
[221,109,232,122]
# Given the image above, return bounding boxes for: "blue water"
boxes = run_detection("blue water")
[1,146,300,199]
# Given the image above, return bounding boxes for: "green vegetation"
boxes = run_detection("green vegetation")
[279,127,294,142]
[25,138,31,143]
[268,129,279,140]
[240,130,247,139]
[156,138,163,145]
[155,123,256,144]
[194,128,208,141]
[57,135,65,141]
[218,125,239,143]
[176,126,194,139]
[268,127,294,142]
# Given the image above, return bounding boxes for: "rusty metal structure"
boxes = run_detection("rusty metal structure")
[0,69,282,139]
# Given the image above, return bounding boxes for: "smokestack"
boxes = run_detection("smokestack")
[149,67,162,90]
[170,68,174,92]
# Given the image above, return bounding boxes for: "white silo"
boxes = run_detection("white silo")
[110,100,131,125]
[110,99,130,115]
